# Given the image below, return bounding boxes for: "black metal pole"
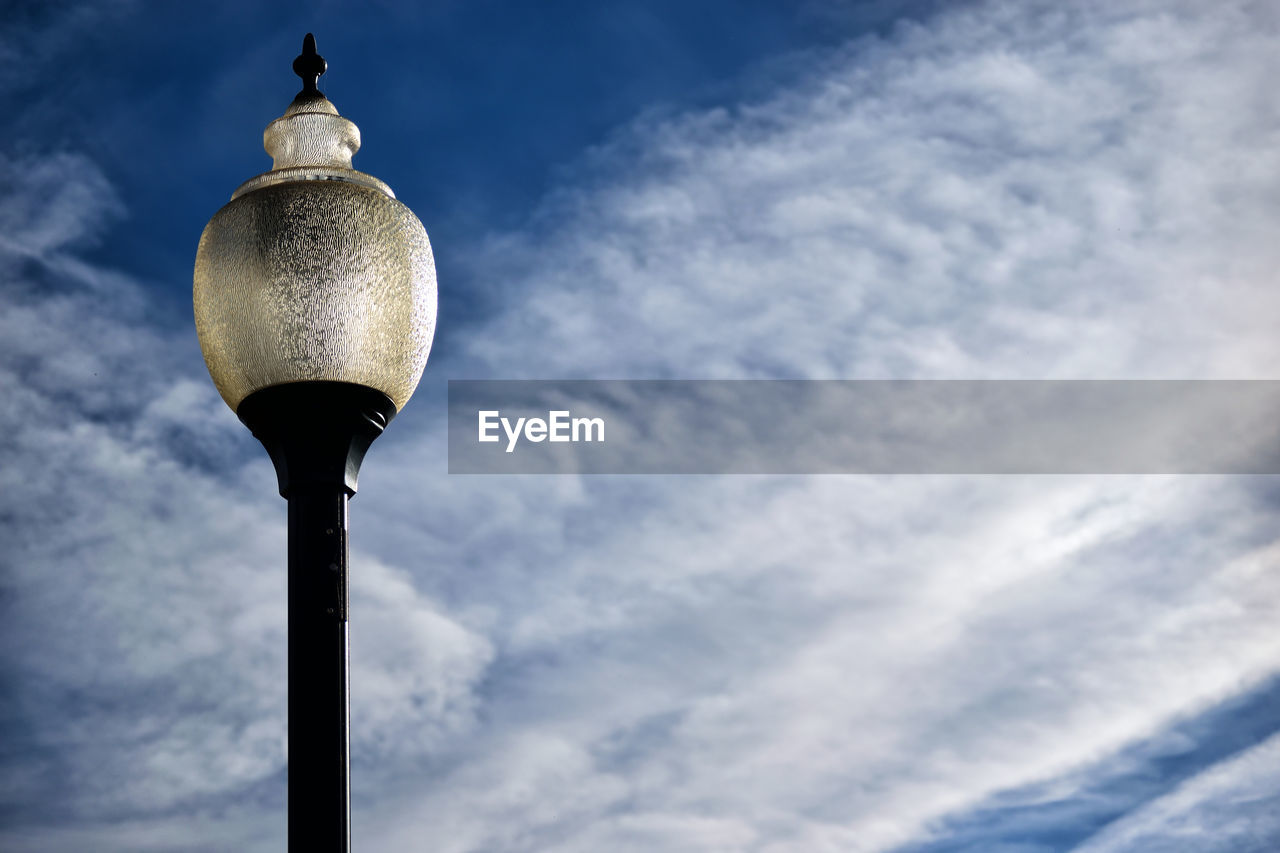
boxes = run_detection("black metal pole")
[288,483,351,851]
[236,381,398,853]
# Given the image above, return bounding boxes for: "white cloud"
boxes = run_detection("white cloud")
[349,474,1280,851]
[6,0,1280,850]
[351,557,494,765]
[1074,731,1280,852]
[0,152,123,257]
[363,0,1280,847]
[0,153,490,844]
[462,0,1280,382]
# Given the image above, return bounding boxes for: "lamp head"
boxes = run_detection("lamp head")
[193,34,436,416]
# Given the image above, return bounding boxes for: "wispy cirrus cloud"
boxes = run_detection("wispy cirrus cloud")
[1075,729,1280,853]
[361,0,1280,849]
[461,0,1280,382]
[3,0,1280,851]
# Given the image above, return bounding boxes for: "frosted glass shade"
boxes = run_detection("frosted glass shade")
[193,91,436,413]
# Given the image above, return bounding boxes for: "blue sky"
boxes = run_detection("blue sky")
[3,1,1280,851]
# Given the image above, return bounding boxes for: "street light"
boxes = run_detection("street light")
[193,34,436,851]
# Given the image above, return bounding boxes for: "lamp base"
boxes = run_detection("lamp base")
[236,381,398,498]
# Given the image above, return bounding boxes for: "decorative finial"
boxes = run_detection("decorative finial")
[292,33,327,95]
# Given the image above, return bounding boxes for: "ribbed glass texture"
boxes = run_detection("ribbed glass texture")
[193,180,436,412]
[265,108,358,171]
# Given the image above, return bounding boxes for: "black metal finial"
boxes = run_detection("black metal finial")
[293,33,327,95]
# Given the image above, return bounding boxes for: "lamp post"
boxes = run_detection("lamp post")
[193,34,436,851]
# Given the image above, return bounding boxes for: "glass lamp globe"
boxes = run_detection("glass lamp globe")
[193,39,436,417]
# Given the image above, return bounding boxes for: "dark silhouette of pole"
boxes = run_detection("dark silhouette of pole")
[239,381,397,853]
[288,484,351,848]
